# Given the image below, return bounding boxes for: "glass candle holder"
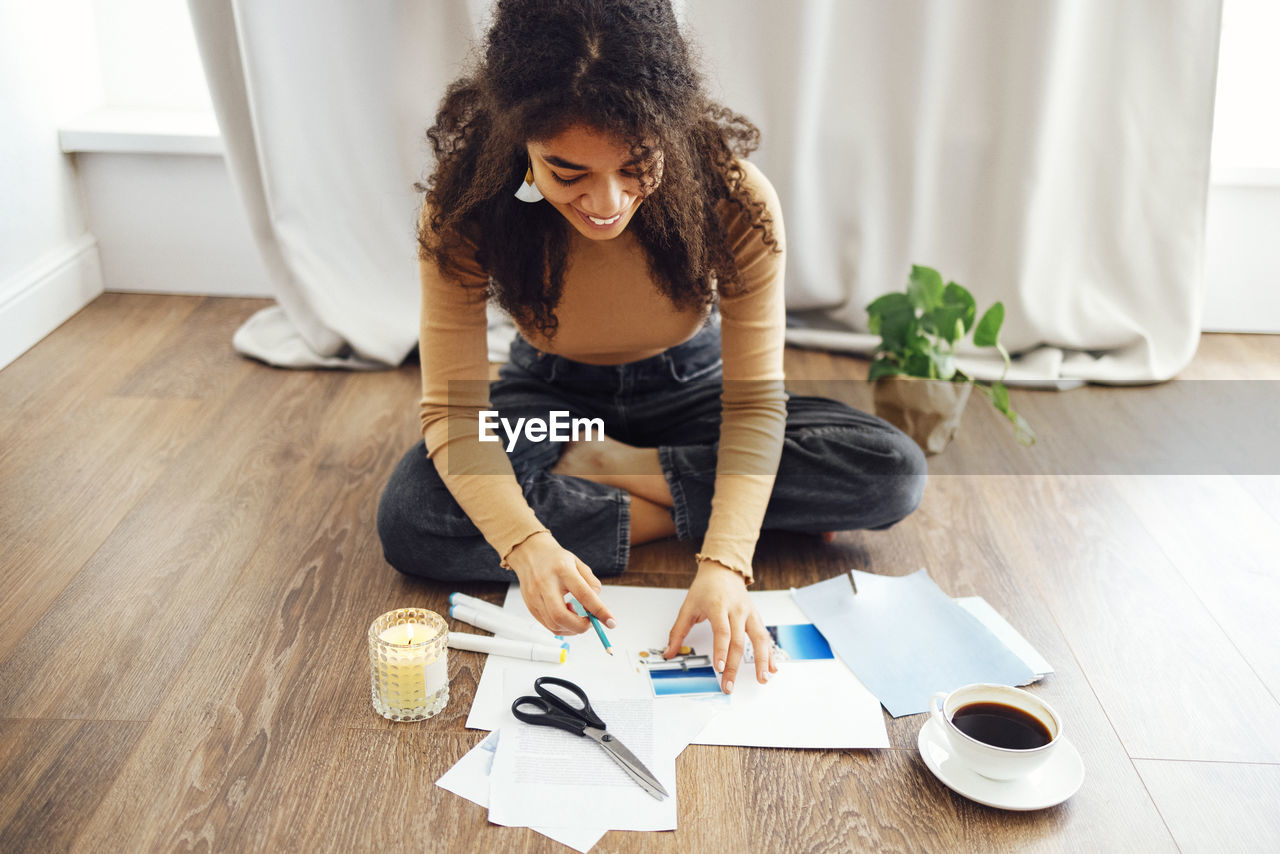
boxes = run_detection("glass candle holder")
[368,608,449,721]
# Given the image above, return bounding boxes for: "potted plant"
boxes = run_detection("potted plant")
[866,265,1035,454]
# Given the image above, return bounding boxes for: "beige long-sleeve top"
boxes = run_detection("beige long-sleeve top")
[418,159,787,582]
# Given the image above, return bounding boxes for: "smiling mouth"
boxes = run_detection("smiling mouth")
[576,208,623,227]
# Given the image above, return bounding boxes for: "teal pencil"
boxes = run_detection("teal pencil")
[570,598,613,655]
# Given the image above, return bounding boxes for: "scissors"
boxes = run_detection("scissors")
[511,676,669,801]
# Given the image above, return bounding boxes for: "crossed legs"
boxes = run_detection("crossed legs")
[551,434,677,544]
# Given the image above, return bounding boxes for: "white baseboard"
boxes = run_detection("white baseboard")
[0,236,105,372]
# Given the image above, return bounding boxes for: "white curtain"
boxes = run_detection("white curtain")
[187,0,493,368]
[190,0,1222,384]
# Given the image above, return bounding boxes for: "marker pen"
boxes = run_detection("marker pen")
[449,602,560,645]
[450,592,564,639]
[449,592,517,620]
[447,631,567,663]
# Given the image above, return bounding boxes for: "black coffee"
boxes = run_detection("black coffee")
[951,702,1052,750]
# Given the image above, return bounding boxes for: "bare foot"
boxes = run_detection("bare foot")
[551,433,616,479]
[551,434,675,508]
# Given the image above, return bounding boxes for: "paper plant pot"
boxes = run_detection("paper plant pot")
[872,376,972,456]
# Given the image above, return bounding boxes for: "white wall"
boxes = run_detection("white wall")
[64,0,272,299]
[0,0,106,370]
[76,151,272,297]
[1202,181,1280,333]
[89,0,212,111]
[1200,0,1280,333]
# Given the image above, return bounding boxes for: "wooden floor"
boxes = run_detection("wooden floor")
[2,294,1279,853]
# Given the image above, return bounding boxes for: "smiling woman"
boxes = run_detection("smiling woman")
[527,125,657,238]
[376,0,928,694]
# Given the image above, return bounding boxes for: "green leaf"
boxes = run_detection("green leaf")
[878,310,916,353]
[904,350,934,379]
[866,292,912,318]
[921,279,977,344]
[1011,412,1037,447]
[990,380,1010,413]
[927,306,964,344]
[942,282,976,332]
[973,302,1005,348]
[974,380,1036,446]
[867,292,917,356]
[907,266,944,313]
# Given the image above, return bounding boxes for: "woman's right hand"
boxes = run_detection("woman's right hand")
[504,531,617,635]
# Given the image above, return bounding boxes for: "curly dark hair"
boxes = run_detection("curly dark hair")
[419,0,779,338]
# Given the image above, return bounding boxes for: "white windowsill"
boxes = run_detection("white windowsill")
[1210,166,1280,188]
[56,110,1280,191]
[59,108,222,155]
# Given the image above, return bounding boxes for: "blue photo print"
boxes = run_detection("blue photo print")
[767,624,834,661]
[649,665,721,696]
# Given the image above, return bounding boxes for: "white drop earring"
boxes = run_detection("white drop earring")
[514,164,544,203]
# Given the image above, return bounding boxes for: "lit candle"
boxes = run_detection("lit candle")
[368,608,449,721]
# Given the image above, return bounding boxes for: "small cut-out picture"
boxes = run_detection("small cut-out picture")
[636,646,720,696]
[743,624,835,663]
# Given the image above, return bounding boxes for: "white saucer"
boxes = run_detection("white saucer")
[917,716,1084,811]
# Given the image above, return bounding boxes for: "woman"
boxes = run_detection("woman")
[378,0,926,693]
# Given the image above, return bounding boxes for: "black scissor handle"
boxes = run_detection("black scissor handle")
[511,694,588,735]
[510,677,606,735]
[534,677,606,728]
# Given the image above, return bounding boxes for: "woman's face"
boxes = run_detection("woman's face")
[526,124,660,241]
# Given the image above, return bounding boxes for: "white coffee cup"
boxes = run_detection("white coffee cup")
[930,683,1062,781]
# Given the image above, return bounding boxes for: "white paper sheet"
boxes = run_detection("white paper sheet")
[435,732,607,853]
[489,694,676,831]
[956,596,1054,678]
[792,571,1037,717]
[467,585,888,749]
[440,665,719,851]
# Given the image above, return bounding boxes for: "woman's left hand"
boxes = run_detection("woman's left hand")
[663,560,778,693]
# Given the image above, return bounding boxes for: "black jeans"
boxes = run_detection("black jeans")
[378,319,926,582]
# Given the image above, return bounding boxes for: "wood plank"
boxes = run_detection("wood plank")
[287,730,530,852]
[0,305,1274,852]
[1110,474,1280,698]
[111,296,270,400]
[1091,380,1280,475]
[0,366,346,721]
[0,293,202,423]
[0,298,257,477]
[70,369,424,850]
[1177,333,1280,380]
[873,376,1280,480]
[0,719,146,852]
[0,294,205,472]
[980,475,1280,762]
[0,296,265,659]
[869,474,1171,844]
[1135,759,1280,853]
[737,747,1175,854]
[0,396,202,659]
